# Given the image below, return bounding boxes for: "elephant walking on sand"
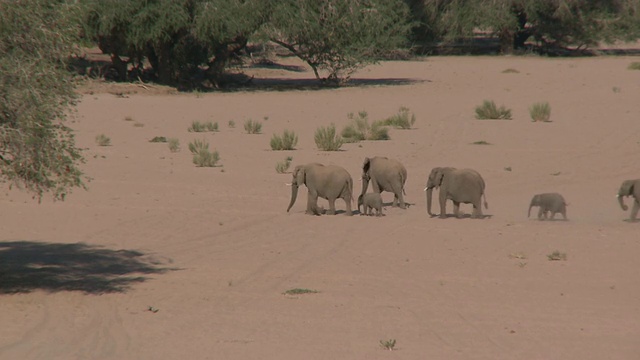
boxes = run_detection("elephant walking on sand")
[358,193,383,216]
[528,193,568,220]
[424,167,488,219]
[287,163,353,216]
[361,156,407,209]
[617,179,640,221]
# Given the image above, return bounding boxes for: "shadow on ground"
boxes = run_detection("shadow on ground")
[0,241,174,295]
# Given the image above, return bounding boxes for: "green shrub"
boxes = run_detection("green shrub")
[475,100,512,120]
[270,130,298,150]
[315,124,343,151]
[471,140,491,145]
[228,120,236,128]
[188,139,220,167]
[244,119,262,134]
[282,288,318,295]
[381,106,416,129]
[205,121,219,132]
[341,111,390,142]
[275,156,293,173]
[628,62,640,70]
[188,121,207,132]
[168,138,180,152]
[95,134,111,146]
[529,102,551,122]
[547,251,567,261]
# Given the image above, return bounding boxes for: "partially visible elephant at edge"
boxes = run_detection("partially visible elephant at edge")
[358,193,383,216]
[528,192,568,220]
[361,156,407,209]
[617,179,640,221]
[287,163,353,216]
[424,167,488,219]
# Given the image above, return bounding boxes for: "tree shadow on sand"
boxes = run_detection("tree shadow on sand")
[0,241,175,295]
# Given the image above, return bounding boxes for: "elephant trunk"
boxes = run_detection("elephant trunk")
[287,184,299,212]
[528,202,533,217]
[617,194,628,211]
[426,187,434,216]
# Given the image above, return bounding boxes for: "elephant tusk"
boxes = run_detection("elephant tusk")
[285,183,292,186]
[423,187,428,191]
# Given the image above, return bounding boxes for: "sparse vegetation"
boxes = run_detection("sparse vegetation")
[276,156,293,173]
[149,136,167,143]
[529,102,551,122]
[341,111,389,142]
[628,62,640,70]
[168,138,180,152]
[270,130,298,150]
[315,124,344,151]
[244,119,262,134]
[205,121,219,132]
[547,251,567,261]
[228,120,236,128]
[475,100,512,120]
[380,339,396,351]
[504,166,512,171]
[502,68,520,73]
[124,116,134,121]
[188,121,218,132]
[471,140,491,145]
[509,252,527,260]
[612,86,621,93]
[381,106,416,129]
[188,139,220,167]
[95,134,111,146]
[283,288,319,295]
[133,121,145,127]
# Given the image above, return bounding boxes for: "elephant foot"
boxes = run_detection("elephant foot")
[439,214,447,219]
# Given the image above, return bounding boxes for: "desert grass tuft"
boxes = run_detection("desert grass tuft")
[244,119,262,134]
[380,339,396,351]
[168,138,180,152]
[471,140,491,145]
[275,156,293,173]
[381,106,416,129]
[315,124,344,151]
[205,121,219,132]
[529,102,551,122]
[547,251,567,261]
[95,134,111,146]
[627,62,640,70]
[188,139,220,167]
[270,130,298,150]
[475,100,512,120]
[228,120,236,128]
[341,111,389,142]
[282,288,319,295]
[501,68,520,73]
[188,121,207,132]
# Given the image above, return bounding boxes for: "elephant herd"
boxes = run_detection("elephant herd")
[286,156,640,222]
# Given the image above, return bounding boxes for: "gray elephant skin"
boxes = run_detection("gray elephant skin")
[361,156,407,209]
[358,193,383,216]
[617,179,640,221]
[287,163,353,216]
[424,167,488,219]
[528,192,567,220]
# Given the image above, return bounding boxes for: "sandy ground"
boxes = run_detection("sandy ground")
[0,53,639,360]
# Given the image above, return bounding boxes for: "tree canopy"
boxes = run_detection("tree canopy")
[0,0,87,200]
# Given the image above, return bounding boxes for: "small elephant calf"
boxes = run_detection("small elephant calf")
[358,193,383,217]
[528,192,568,220]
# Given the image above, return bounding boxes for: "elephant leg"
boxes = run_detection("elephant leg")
[307,191,321,215]
[395,188,406,209]
[327,197,337,215]
[343,196,352,216]
[630,199,640,220]
[439,193,447,219]
[537,207,544,220]
[550,211,556,220]
[453,201,461,218]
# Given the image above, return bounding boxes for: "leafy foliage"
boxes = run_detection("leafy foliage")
[0,0,87,200]
[266,0,411,84]
[315,124,344,151]
[475,100,512,120]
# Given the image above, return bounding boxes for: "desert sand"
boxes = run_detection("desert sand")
[0,53,639,360]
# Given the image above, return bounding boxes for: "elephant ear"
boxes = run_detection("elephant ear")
[434,168,446,188]
[620,180,635,196]
[362,157,371,177]
[294,165,306,186]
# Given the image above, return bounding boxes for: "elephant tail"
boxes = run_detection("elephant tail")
[483,191,489,209]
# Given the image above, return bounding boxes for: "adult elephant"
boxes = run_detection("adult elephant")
[617,179,640,221]
[287,163,353,216]
[424,167,488,219]
[361,156,407,209]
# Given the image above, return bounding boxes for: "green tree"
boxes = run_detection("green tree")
[267,0,411,84]
[0,0,87,200]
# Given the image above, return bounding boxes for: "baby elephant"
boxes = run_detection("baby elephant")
[528,192,568,220]
[358,193,383,216]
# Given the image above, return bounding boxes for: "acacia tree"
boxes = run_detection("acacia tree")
[266,0,412,84]
[407,0,640,54]
[0,0,86,200]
